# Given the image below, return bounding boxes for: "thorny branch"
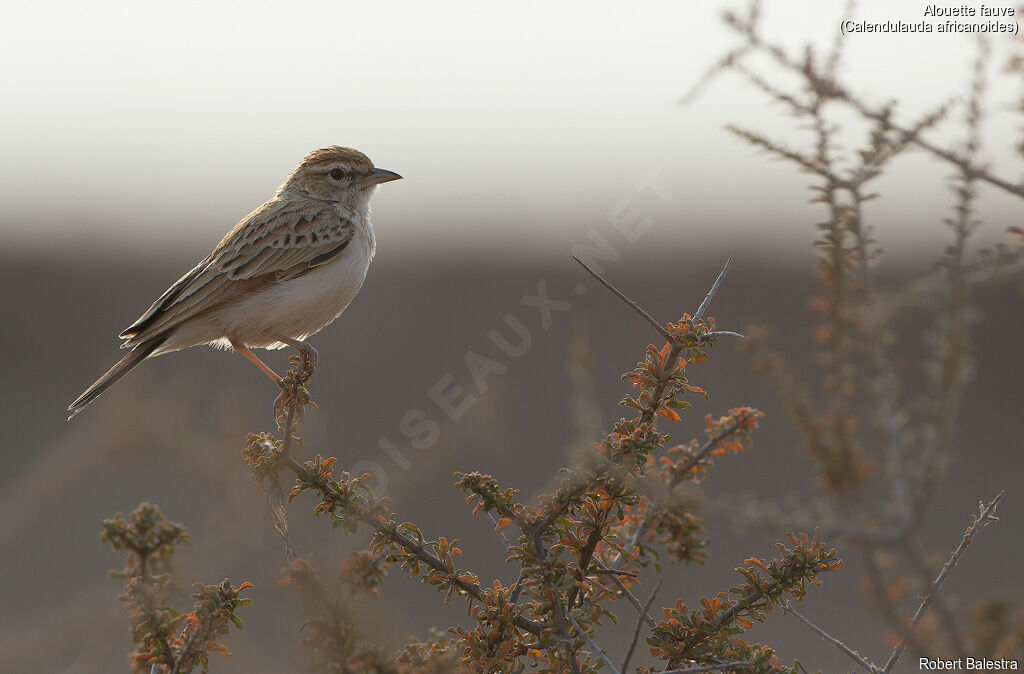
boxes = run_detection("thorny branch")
[780,492,1005,673]
[241,254,837,673]
[564,259,740,611]
[881,492,1005,673]
[691,0,1023,198]
[622,579,662,672]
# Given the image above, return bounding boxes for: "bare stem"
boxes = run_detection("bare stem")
[881,491,1004,673]
[568,614,620,674]
[902,538,967,654]
[659,663,756,674]
[621,578,662,673]
[781,600,880,673]
[694,257,732,321]
[573,255,669,339]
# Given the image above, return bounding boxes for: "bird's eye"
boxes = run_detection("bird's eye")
[329,168,344,180]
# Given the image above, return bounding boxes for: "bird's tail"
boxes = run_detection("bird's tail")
[67,335,167,420]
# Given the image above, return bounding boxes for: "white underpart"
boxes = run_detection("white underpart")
[159,203,376,353]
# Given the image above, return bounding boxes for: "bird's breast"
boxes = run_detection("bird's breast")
[215,224,375,346]
[275,230,374,335]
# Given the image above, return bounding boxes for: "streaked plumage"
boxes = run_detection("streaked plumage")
[68,146,401,419]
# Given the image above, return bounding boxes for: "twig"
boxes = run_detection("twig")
[485,510,514,551]
[530,526,582,673]
[621,578,662,673]
[659,662,756,673]
[589,568,638,578]
[509,566,527,604]
[702,330,744,340]
[169,628,201,674]
[848,97,1022,198]
[573,255,669,339]
[485,509,529,608]
[679,46,751,104]
[610,418,749,571]
[860,546,925,657]
[674,420,746,480]
[539,258,742,592]
[568,614,620,674]
[677,558,840,656]
[781,600,880,673]
[694,257,731,321]
[880,491,1004,673]
[902,538,967,655]
[599,564,657,628]
[718,14,1024,198]
[564,255,709,608]
[280,403,296,457]
[281,441,548,637]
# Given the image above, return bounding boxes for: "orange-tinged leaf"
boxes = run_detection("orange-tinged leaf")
[658,341,672,368]
[658,407,681,422]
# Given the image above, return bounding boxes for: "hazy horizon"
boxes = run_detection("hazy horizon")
[2,0,1021,261]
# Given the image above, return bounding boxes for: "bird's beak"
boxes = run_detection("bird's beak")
[361,168,403,186]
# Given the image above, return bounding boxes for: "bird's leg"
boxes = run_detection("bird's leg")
[230,340,282,384]
[230,340,292,417]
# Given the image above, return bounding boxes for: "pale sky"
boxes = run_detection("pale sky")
[1,1,1020,260]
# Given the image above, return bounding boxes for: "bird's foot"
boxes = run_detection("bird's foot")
[296,343,318,376]
[276,336,317,377]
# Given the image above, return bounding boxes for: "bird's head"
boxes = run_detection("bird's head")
[277,146,402,206]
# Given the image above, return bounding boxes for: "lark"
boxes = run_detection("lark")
[68,146,401,420]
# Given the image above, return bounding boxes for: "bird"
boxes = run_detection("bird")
[67,146,401,420]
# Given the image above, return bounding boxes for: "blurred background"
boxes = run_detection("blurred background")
[1,1,1022,671]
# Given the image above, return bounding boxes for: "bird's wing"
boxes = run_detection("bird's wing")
[120,198,355,344]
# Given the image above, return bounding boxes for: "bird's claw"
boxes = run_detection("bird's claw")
[302,345,318,373]
[288,345,318,379]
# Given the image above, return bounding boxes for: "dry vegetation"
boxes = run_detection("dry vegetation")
[101,2,1024,672]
